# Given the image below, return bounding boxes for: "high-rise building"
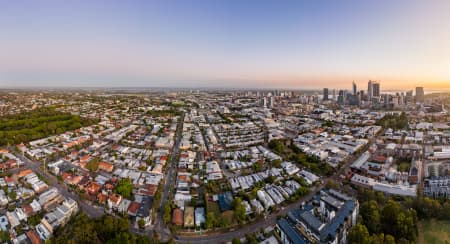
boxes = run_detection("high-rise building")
[372,82,380,97]
[338,90,345,105]
[352,81,357,95]
[367,80,373,100]
[416,87,425,103]
[359,90,365,102]
[405,90,413,104]
[323,88,329,101]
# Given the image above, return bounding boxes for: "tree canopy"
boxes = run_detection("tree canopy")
[0,107,97,145]
[51,213,153,244]
[376,113,408,130]
[115,178,134,199]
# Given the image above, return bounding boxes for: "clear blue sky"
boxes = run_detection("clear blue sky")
[1,0,450,89]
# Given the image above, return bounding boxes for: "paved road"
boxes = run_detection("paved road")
[153,112,185,241]
[12,150,104,218]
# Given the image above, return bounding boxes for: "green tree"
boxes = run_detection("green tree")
[86,159,99,172]
[138,219,146,229]
[8,190,17,201]
[163,204,172,224]
[72,213,98,243]
[381,200,401,235]
[348,224,370,244]
[360,200,381,233]
[232,237,241,244]
[384,235,396,244]
[115,178,133,199]
[233,197,246,223]
[205,212,217,229]
[0,230,10,243]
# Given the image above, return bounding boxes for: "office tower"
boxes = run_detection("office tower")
[416,87,425,103]
[367,80,373,100]
[323,88,329,101]
[405,90,413,104]
[352,81,357,95]
[372,82,380,97]
[338,90,345,105]
[269,96,275,107]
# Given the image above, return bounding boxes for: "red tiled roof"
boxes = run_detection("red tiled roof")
[26,230,42,244]
[17,169,33,178]
[172,208,183,226]
[127,202,139,215]
[98,162,114,172]
[97,193,108,203]
[86,182,101,195]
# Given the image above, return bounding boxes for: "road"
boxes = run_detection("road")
[153,112,185,241]
[11,149,104,218]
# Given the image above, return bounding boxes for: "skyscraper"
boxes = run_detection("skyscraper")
[323,88,329,101]
[338,90,345,105]
[372,82,380,97]
[352,81,357,95]
[416,87,424,103]
[367,80,373,100]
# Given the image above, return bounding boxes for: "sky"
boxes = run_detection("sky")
[1,0,450,90]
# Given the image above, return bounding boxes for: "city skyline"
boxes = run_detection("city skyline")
[1,0,450,89]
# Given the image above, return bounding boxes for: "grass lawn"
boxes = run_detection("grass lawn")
[418,219,450,244]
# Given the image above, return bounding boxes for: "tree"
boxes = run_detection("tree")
[72,213,98,243]
[86,159,99,172]
[233,197,246,223]
[268,140,285,155]
[245,234,258,244]
[8,190,16,201]
[369,233,396,244]
[138,219,146,229]
[0,230,10,243]
[360,200,380,233]
[115,178,133,199]
[232,237,241,244]
[381,200,401,235]
[163,204,172,224]
[381,200,417,242]
[348,224,370,244]
[384,235,396,244]
[99,216,115,240]
[443,202,450,219]
[54,213,151,244]
[205,212,216,229]
[271,159,282,168]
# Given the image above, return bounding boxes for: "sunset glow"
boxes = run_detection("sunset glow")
[1,0,450,90]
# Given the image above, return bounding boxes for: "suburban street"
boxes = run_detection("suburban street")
[11,148,105,218]
[153,112,185,241]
